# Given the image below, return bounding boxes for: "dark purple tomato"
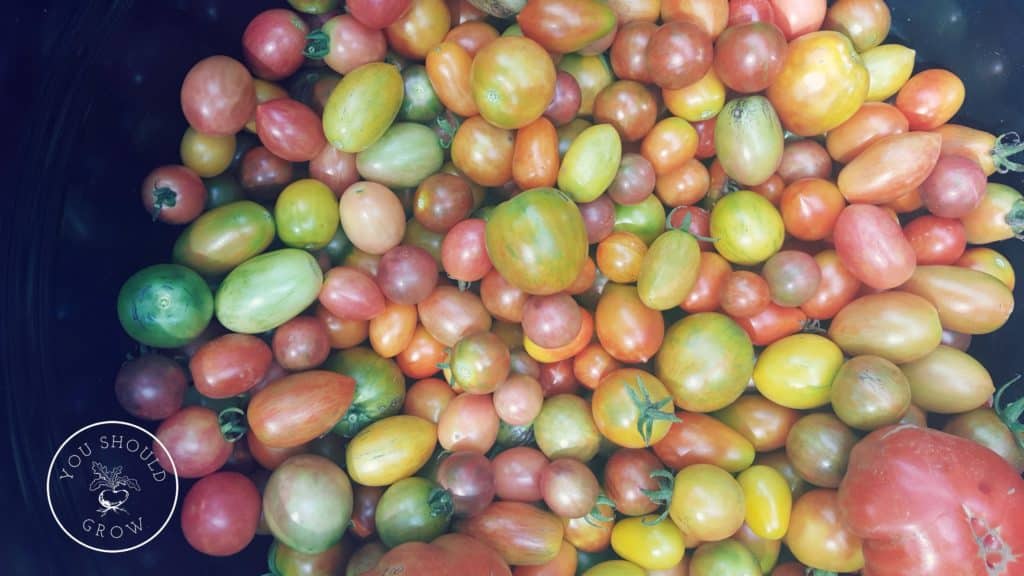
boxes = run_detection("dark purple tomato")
[347,0,412,29]
[155,406,233,478]
[544,71,583,127]
[180,55,256,135]
[181,471,261,556]
[777,139,832,184]
[272,315,331,370]
[593,81,659,143]
[436,451,496,517]
[578,195,617,244]
[607,153,656,205]
[255,98,327,162]
[414,173,476,234]
[522,293,583,349]
[761,250,822,307]
[646,21,713,90]
[114,354,187,420]
[240,146,294,202]
[242,9,309,80]
[481,269,529,322]
[919,154,987,218]
[603,447,663,516]
[610,21,658,83]
[441,218,492,282]
[713,21,787,93]
[350,484,385,539]
[376,245,440,305]
[418,285,493,347]
[141,165,207,225]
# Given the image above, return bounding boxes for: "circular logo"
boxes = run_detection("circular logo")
[46,420,179,553]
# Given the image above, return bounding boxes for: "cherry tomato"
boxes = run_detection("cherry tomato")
[713,394,801,453]
[896,68,966,131]
[784,490,864,572]
[472,36,556,130]
[713,21,787,94]
[646,21,713,90]
[141,165,207,224]
[114,355,187,421]
[181,472,261,556]
[243,9,309,80]
[823,0,891,52]
[386,0,451,60]
[180,55,257,135]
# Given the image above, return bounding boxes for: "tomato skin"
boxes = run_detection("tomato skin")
[247,370,355,448]
[896,69,965,131]
[654,412,755,473]
[346,415,437,486]
[962,183,1024,244]
[190,334,273,399]
[181,472,261,556]
[669,464,746,542]
[117,264,214,348]
[321,14,387,75]
[348,0,413,28]
[828,291,942,364]
[517,0,618,54]
[611,516,685,571]
[737,465,791,540]
[920,154,987,219]
[456,501,564,566]
[837,132,942,205]
[610,21,657,83]
[472,37,556,130]
[715,96,784,187]
[386,0,451,59]
[832,204,916,290]
[901,265,1015,335]
[786,490,864,572]
[323,62,403,154]
[181,55,257,136]
[825,102,909,164]
[710,190,785,266]
[838,426,1024,576]
[767,31,867,137]
[595,284,664,364]
[957,247,1016,290]
[903,215,966,265]
[713,394,800,453]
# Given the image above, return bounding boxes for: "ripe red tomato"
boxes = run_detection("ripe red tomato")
[181,472,261,556]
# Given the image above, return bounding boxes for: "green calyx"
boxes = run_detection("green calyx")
[992,131,1024,174]
[428,487,454,519]
[626,376,681,447]
[993,373,1024,451]
[640,468,675,526]
[583,493,616,527]
[304,30,330,59]
[150,187,177,221]
[218,407,248,443]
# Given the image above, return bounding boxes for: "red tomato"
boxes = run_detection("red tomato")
[595,284,665,364]
[729,0,776,25]
[319,266,386,321]
[611,21,657,83]
[903,215,967,265]
[777,140,832,185]
[832,204,917,290]
[190,333,273,399]
[396,325,447,378]
[896,69,966,131]
[646,21,713,90]
[734,303,807,347]
[273,315,331,370]
[444,20,499,55]
[180,56,256,136]
[348,0,413,29]
[155,406,233,478]
[140,165,207,224]
[839,426,1024,576]
[825,102,909,164]
[242,9,309,80]
[838,132,943,205]
[320,14,388,75]
[438,393,500,453]
[681,251,732,313]
[255,98,326,162]
[247,371,356,448]
[800,250,862,320]
[181,472,261,556]
[713,21,787,94]
[456,501,565,566]
[770,0,826,39]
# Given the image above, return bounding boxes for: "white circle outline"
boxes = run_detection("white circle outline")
[46,420,179,554]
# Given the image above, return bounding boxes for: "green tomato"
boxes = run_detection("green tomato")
[637,228,701,311]
[558,123,622,203]
[710,190,784,265]
[323,62,403,153]
[398,64,444,123]
[117,264,213,348]
[173,200,275,277]
[613,194,666,246]
[356,122,444,188]
[689,539,761,576]
[715,96,784,187]
[263,454,352,554]
[275,179,339,250]
[533,394,601,461]
[375,477,454,548]
[215,249,323,334]
[325,347,406,437]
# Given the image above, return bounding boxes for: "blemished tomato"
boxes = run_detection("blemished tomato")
[668,463,746,542]
[264,455,354,554]
[715,96,784,187]
[654,411,755,473]
[767,31,867,137]
[710,190,785,265]
[737,465,792,540]
[346,415,437,486]
[786,489,864,573]
[957,247,1016,290]
[830,355,911,431]
[181,472,261,556]
[591,368,676,448]
[611,516,685,571]
[828,291,943,364]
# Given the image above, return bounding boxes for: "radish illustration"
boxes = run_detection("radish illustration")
[89,462,140,516]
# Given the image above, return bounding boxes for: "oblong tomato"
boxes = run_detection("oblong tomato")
[860,43,916,102]
[827,291,942,364]
[456,501,564,566]
[654,412,756,473]
[346,415,437,486]
[322,62,403,153]
[734,302,806,347]
[451,115,515,187]
[715,96,784,187]
[956,247,1016,290]
[190,334,272,399]
[901,345,994,415]
[825,102,909,164]
[837,132,942,205]
[637,228,701,311]
[385,0,451,60]
[900,265,1014,335]
[713,394,801,453]
[247,370,356,448]
[737,465,792,540]
[710,190,785,266]
[517,0,617,54]
[558,124,623,204]
[426,41,478,117]
[513,117,560,190]
[215,249,323,334]
[172,201,275,277]
[471,36,556,130]
[596,284,665,364]
[832,204,916,290]
[961,183,1024,245]
[895,68,965,131]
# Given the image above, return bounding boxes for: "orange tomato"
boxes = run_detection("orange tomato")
[779,178,846,241]
[368,302,418,358]
[386,0,452,60]
[395,324,447,379]
[471,36,557,130]
[316,303,369,349]
[451,115,515,187]
[682,252,732,314]
[642,117,698,176]
[444,20,499,55]
[596,231,648,284]
[573,342,622,390]
[655,158,710,207]
[825,102,909,164]
[426,41,479,118]
[661,0,729,39]
[895,69,965,131]
[513,117,560,190]
[800,250,863,321]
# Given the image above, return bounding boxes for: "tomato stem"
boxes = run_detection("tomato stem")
[640,468,675,525]
[992,132,1024,174]
[435,113,460,150]
[150,186,177,222]
[625,376,681,446]
[428,487,454,519]
[583,494,616,527]
[1005,199,1024,236]
[218,407,248,443]
[663,208,714,241]
[993,373,1024,451]
[303,30,330,60]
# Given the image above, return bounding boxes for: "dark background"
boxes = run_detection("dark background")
[2,1,1023,574]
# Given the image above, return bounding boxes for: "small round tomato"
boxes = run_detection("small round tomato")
[472,36,556,130]
[861,43,916,102]
[712,394,800,453]
[903,215,966,265]
[714,21,786,94]
[180,128,235,178]
[534,394,601,462]
[753,334,844,410]
[737,465,792,540]
[962,183,1024,244]
[823,0,891,52]
[385,0,451,60]
[720,270,771,319]
[669,464,745,542]
[595,284,665,364]
[896,68,965,131]
[784,490,864,573]
[647,20,713,90]
[592,368,677,448]
[829,355,911,431]
[689,539,760,576]
[181,472,261,556]
[264,455,353,554]
[611,516,685,571]
[710,190,785,265]
[785,413,857,488]
[180,55,257,136]
[141,165,207,225]
[779,178,844,241]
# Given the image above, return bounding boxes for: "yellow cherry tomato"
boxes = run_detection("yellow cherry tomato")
[737,465,792,540]
[345,415,437,486]
[610,516,686,571]
[753,334,844,409]
[669,464,745,542]
[662,67,726,122]
[861,44,916,102]
[583,560,646,576]
[710,191,785,266]
[180,127,236,178]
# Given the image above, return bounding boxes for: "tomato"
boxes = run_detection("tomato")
[173,201,274,276]
[595,283,664,364]
[662,69,725,125]
[538,458,600,518]
[610,21,656,83]
[829,291,942,364]
[436,451,496,517]
[492,447,547,503]
[340,181,406,256]
[824,0,890,51]
[610,517,685,571]
[247,370,355,449]
[558,124,623,203]
[945,408,1024,473]
[613,194,667,245]
[957,247,1016,290]
[456,501,564,566]
[714,22,786,94]
[861,43,916,102]
[798,250,859,320]
[903,215,966,265]
[513,539,577,576]
[590,368,675,448]
[901,345,995,414]
[419,285,492,346]
[323,62,403,153]
[777,140,831,185]
[346,0,411,28]
[778,178,844,242]
[347,415,437,486]
[689,540,760,576]
[154,405,232,478]
[203,174,245,210]
[398,66,443,122]
[445,20,499,54]
[241,8,308,80]
[368,302,417,359]
[318,266,385,323]
[753,334,843,410]
[376,248,439,308]
[117,264,213,348]
[735,465,791,540]
[581,560,644,576]
[534,394,601,461]
[512,117,560,190]
[180,128,235,178]
[414,173,474,235]
[386,0,451,59]
[272,179,337,250]
[786,413,858,489]
[485,188,587,295]
[832,204,916,290]
[761,251,819,307]
[681,251,730,313]
[654,411,755,473]
[601,448,662,517]
[767,31,867,137]
[449,332,510,394]
[712,395,800,453]
[839,426,1024,576]
[471,37,555,130]
[324,347,404,437]
[920,155,987,220]
[755,450,810,500]
[734,303,805,346]
[516,0,617,54]
[729,0,775,25]
[655,313,754,413]
[140,164,207,225]
[592,82,656,145]
[786,490,863,572]
[114,355,186,421]
[710,190,785,265]
[180,55,256,135]
[360,124,446,189]
[826,102,909,164]
[962,182,1024,244]
[637,227,700,311]
[436,391,499,452]
[897,69,966,131]
[646,21,713,90]
[934,124,1024,177]
[838,132,942,205]
[255,98,326,163]
[902,265,1014,335]
[319,14,387,75]
[608,153,656,205]
[668,464,745,542]
[374,477,454,548]
[829,355,911,431]
[264,455,353,554]
[181,472,261,556]
[557,54,613,117]
[190,333,272,399]
[402,378,453,424]
[240,146,293,201]
[451,115,515,186]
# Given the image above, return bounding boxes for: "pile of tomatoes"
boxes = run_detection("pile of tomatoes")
[113,0,1024,574]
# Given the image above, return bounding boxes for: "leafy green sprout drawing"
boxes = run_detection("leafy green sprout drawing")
[89,462,141,516]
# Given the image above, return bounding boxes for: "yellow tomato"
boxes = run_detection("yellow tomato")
[345,415,437,486]
[610,516,685,570]
[766,31,868,136]
[558,53,614,116]
[861,44,916,102]
[733,522,782,574]
[662,68,726,122]
[753,334,844,409]
[785,490,864,573]
[669,464,745,542]
[180,127,236,178]
[583,560,646,576]
[956,247,1017,290]
[710,191,785,266]
[736,465,792,540]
